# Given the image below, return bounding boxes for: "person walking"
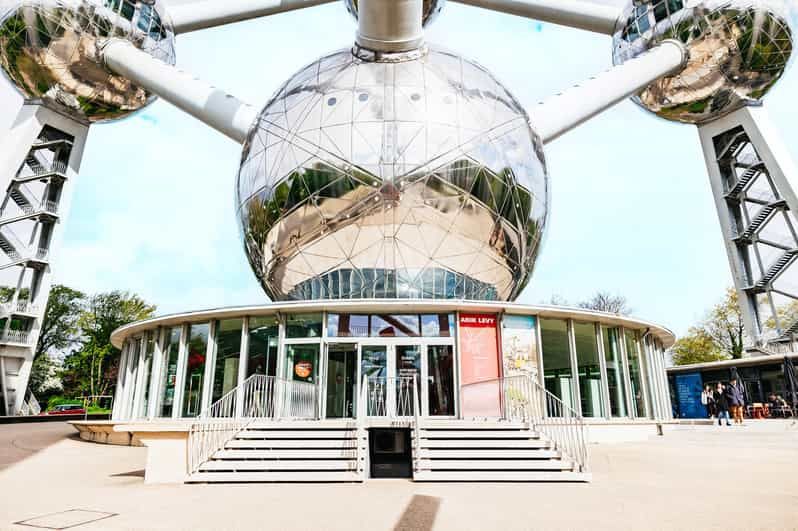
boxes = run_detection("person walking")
[714,383,731,426]
[727,378,745,425]
[701,385,715,419]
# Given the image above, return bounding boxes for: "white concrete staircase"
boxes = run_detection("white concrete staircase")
[412,420,590,482]
[186,421,365,483]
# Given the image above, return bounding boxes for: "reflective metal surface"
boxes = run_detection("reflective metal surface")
[0,0,175,122]
[613,0,795,124]
[238,47,548,302]
[344,0,445,27]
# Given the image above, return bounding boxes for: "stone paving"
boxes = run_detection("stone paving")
[0,421,796,530]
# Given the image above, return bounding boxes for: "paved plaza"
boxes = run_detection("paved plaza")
[0,421,796,530]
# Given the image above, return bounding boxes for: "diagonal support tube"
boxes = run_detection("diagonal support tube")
[169,0,336,34]
[452,0,621,34]
[102,40,258,144]
[535,40,687,144]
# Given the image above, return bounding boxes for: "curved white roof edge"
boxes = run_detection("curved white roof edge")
[110,299,676,349]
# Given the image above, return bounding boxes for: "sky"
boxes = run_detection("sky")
[3,0,798,337]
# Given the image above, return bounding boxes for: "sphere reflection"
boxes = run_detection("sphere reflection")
[612,0,795,124]
[0,0,176,122]
[237,47,548,302]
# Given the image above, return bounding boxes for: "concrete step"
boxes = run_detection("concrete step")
[187,471,363,483]
[248,420,356,429]
[227,439,357,449]
[416,448,560,459]
[416,459,574,471]
[420,429,540,439]
[215,449,360,459]
[237,429,358,439]
[419,439,549,449]
[412,470,591,482]
[199,460,357,472]
[422,420,529,429]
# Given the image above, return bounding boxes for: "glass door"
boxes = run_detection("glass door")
[325,343,357,418]
[361,345,388,416]
[395,345,421,417]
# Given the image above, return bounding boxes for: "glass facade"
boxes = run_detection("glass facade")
[625,330,647,418]
[248,316,278,377]
[116,309,670,423]
[603,326,628,418]
[574,322,604,418]
[427,344,455,416]
[327,314,455,338]
[285,344,320,384]
[135,332,156,418]
[182,323,209,417]
[211,319,242,404]
[541,318,576,411]
[159,327,181,417]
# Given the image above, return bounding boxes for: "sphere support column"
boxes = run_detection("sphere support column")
[0,101,88,415]
[698,105,798,348]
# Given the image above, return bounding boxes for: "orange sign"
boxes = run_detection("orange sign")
[295,361,313,379]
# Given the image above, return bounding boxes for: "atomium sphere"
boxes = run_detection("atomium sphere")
[0,0,175,122]
[237,47,548,302]
[612,0,796,124]
[344,0,445,27]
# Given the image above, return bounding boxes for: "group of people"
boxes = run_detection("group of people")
[700,378,745,426]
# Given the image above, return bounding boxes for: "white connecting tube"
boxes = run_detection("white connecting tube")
[102,40,258,144]
[534,40,688,144]
[169,0,336,34]
[452,0,622,35]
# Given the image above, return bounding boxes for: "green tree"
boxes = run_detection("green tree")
[704,288,745,359]
[672,326,729,366]
[673,288,746,365]
[62,291,155,397]
[35,285,85,359]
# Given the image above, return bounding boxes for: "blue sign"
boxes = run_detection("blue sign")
[675,373,705,419]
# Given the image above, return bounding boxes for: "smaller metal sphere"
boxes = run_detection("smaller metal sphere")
[0,0,176,123]
[613,0,796,124]
[344,0,445,27]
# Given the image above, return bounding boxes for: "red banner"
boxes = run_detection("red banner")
[459,313,501,417]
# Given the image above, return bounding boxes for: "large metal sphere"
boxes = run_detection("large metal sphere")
[237,47,548,302]
[344,0,445,27]
[612,0,795,124]
[0,0,175,122]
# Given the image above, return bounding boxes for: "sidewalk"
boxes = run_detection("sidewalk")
[0,421,796,530]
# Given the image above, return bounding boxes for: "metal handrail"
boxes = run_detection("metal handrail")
[356,374,369,480]
[412,373,421,475]
[460,374,589,473]
[187,374,320,474]
[365,375,418,418]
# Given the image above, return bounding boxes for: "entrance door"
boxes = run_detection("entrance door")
[360,344,422,418]
[325,343,357,418]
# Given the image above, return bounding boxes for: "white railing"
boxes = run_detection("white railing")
[1,300,38,315]
[19,389,41,416]
[41,200,58,214]
[365,375,419,418]
[1,330,31,345]
[460,374,589,473]
[356,375,369,481]
[35,248,49,261]
[187,375,320,474]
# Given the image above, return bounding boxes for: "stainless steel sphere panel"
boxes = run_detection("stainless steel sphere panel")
[237,48,549,302]
[344,0,446,27]
[612,0,795,124]
[0,0,176,122]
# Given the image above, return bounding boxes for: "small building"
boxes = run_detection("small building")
[102,300,675,484]
[666,353,798,419]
